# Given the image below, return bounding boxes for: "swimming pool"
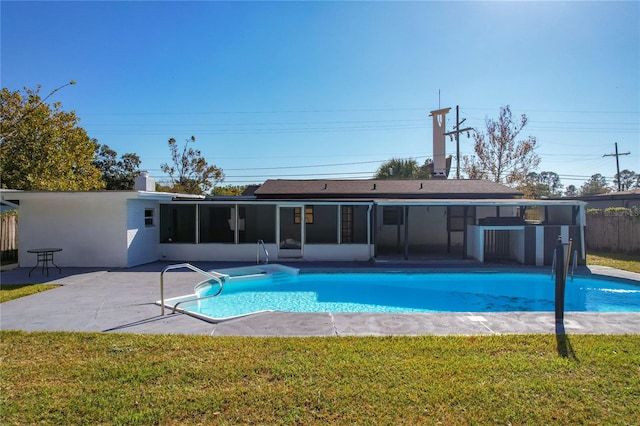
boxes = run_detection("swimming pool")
[165,270,640,322]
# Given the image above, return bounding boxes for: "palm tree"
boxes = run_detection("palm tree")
[375,158,431,179]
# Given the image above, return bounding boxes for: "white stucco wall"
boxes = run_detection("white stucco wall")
[159,242,372,262]
[18,195,128,268]
[160,242,265,262]
[408,206,448,247]
[297,244,371,261]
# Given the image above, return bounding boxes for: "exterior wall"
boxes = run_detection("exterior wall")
[158,202,372,262]
[509,229,526,263]
[12,192,587,267]
[375,206,448,252]
[580,195,640,210]
[466,226,525,263]
[294,244,371,261]
[127,199,161,267]
[19,197,128,268]
[468,224,582,266]
[408,206,448,249]
[467,225,482,261]
[545,205,575,225]
[160,242,266,262]
[475,205,518,222]
[159,242,372,262]
[587,199,640,209]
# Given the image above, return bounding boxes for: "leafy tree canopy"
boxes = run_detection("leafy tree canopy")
[92,142,141,190]
[564,184,578,197]
[462,105,540,186]
[0,85,103,190]
[613,169,639,191]
[160,136,224,195]
[375,158,438,179]
[212,185,250,196]
[580,173,611,196]
[518,171,563,198]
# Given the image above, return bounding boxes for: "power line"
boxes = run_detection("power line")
[603,142,631,191]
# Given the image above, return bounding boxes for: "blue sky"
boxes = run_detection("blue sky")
[2,1,638,189]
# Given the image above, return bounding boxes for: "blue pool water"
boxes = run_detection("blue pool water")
[182,272,640,320]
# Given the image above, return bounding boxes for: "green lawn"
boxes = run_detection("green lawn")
[1,331,639,425]
[588,251,640,274]
[0,283,59,303]
[1,252,638,424]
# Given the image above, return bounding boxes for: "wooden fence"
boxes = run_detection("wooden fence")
[1,213,18,262]
[586,213,640,254]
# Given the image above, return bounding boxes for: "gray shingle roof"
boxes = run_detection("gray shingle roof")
[253,179,523,199]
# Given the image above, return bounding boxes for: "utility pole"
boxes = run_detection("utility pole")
[603,142,630,191]
[443,105,474,179]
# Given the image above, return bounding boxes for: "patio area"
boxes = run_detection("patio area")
[1,261,639,336]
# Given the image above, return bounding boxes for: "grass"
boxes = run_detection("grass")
[1,252,637,423]
[0,283,59,303]
[588,251,640,274]
[1,331,639,425]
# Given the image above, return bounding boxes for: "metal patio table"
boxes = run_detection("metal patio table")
[27,248,62,277]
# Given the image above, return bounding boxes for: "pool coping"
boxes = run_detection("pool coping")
[1,261,639,336]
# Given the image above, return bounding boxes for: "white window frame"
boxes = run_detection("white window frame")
[144,208,155,227]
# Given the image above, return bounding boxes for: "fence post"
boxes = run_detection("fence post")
[554,235,566,323]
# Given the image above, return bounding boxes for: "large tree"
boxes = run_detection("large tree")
[520,171,563,198]
[0,85,103,190]
[92,142,142,190]
[520,173,547,199]
[580,174,610,196]
[160,136,224,195]
[212,185,249,196]
[462,105,540,186]
[564,185,578,197]
[375,158,440,179]
[614,169,639,191]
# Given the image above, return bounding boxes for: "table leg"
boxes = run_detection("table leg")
[49,252,62,274]
[28,256,40,277]
[41,252,49,277]
[28,250,62,277]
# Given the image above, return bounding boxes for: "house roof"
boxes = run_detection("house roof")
[563,189,640,202]
[0,189,200,202]
[253,179,524,199]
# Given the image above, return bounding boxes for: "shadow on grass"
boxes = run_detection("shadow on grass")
[556,321,579,361]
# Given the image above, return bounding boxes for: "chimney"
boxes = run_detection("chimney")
[429,108,451,178]
[135,170,155,192]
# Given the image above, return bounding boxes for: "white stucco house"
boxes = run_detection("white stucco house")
[1,176,586,268]
[1,108,587,269]
[1,188,189,268]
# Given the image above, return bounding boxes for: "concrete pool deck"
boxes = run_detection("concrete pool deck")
[1,261,639,336]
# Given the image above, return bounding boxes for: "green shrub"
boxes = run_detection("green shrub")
[604,206,640,217]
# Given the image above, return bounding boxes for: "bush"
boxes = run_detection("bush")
[604,206,640,217]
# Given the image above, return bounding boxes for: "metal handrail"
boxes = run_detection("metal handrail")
[257,239,269,264]
[171,292,224,314]
[160,263,224,315]
[563,240,573,281]
[551,244,577,281]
